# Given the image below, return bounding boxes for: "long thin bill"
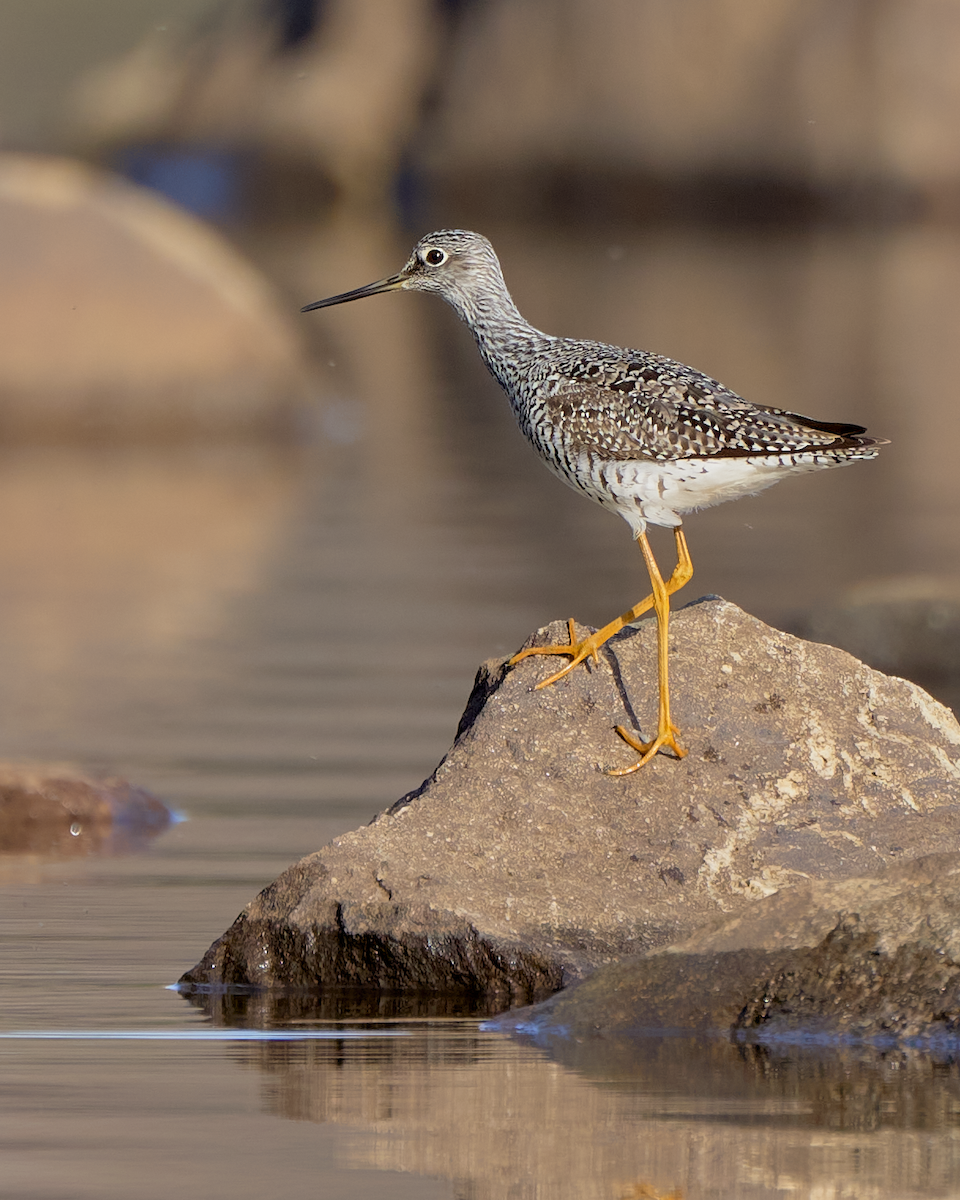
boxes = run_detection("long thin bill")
[301,272,406,313]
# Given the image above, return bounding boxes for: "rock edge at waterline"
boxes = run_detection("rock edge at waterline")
[491,850,960,1045]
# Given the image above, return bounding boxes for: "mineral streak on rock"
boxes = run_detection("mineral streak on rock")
[180,598,960,1000]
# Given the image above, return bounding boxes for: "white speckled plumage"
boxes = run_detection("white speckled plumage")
[305,230,882,538]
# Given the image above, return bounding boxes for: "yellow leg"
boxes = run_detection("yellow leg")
[607,531,689,775]
[509,528,693,695]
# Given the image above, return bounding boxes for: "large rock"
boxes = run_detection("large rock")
[180,597,960,1000]
[492,851,960,1044]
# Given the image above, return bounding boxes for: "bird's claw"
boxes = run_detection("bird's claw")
[508,618,602,688]
[606,723,687,776]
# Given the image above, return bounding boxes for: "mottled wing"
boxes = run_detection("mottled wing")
[556,352,872,461]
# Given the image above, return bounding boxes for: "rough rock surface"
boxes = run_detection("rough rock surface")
[0,761,172,857]
[492,851,960,1044]
[181,597,960,999]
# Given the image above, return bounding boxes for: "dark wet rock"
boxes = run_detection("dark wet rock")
[732,855,960,1044]
[181,597,960,999]
[0,762,172,857]
[492,852,960,1044]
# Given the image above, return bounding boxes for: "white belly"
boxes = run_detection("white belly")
[579,452,862,536]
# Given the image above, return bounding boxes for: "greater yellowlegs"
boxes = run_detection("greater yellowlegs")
[302,230,885,774]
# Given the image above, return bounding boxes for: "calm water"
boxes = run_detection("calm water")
[2,217,960,1198]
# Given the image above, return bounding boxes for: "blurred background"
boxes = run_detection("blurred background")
[3,8,960,1197]
[1,0,960,823]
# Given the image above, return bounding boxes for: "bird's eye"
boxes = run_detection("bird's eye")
[423,248,447,266]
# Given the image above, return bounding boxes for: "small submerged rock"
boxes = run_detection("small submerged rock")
[0,761,173,858]
[180,597,960,1002]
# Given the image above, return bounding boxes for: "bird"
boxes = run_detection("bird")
[302,230,885,774]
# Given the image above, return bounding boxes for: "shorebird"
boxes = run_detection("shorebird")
[302,230,884,774]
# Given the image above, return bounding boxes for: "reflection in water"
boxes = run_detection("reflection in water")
[180,984,504,1024]
[0,444,301,771]
[235,1023,960,1199]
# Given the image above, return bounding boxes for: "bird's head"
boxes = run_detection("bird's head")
[301,230,506,318]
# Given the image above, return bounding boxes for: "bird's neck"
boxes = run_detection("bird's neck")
[448,287,553,399]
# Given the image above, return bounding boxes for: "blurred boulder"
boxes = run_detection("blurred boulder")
[422,0,960,211]
[0,761,172,858]
[0,153,307,438]
[71,0,439,209]
[48,0,960,218]
[797,576,960,715]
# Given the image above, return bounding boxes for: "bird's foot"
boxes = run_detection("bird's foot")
[607,723,687,776]
[508,618,604,689]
